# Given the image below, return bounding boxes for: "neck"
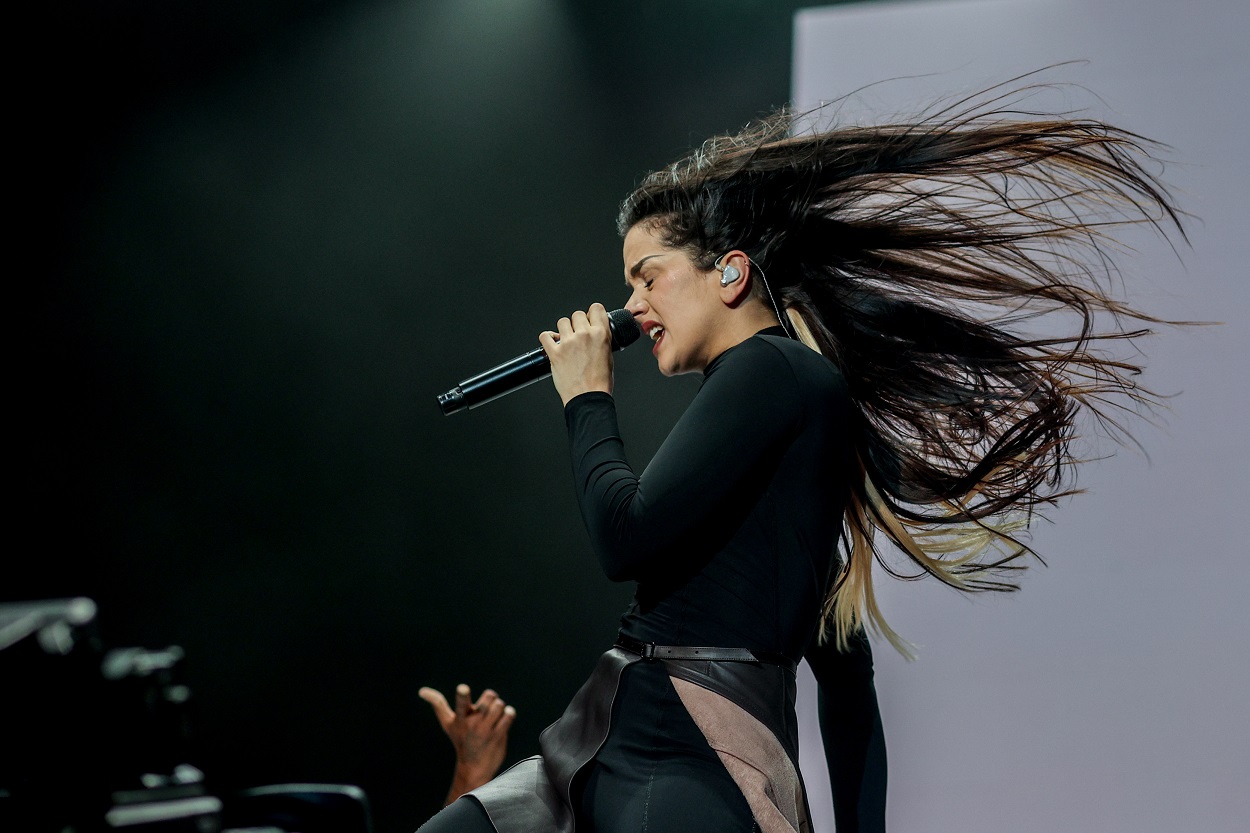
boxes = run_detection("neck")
[710,302,785,357]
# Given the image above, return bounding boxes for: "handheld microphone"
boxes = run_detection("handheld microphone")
[436,309,641,416]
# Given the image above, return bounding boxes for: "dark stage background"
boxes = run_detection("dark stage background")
[18,2,861,831]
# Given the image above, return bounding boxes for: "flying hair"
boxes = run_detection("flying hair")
[617,74,1189,657]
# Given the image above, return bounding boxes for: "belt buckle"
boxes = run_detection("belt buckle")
[642,642,657,661]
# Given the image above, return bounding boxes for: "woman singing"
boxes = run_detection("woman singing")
[420,87,1182,833]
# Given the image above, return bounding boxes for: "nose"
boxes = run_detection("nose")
[625,288,647,318]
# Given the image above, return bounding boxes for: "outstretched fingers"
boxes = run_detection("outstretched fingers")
[453,683,473,719]
[418,685,455,730]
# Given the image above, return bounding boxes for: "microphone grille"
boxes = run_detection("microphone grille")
[607,308,642,350]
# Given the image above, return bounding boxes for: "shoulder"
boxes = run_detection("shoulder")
[754,334,846,391]
[705,333,848,405]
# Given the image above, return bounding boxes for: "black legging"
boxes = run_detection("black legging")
[573,662,755,833]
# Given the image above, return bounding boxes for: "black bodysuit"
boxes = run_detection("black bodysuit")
[574,329,852,651]
[419,328,887,833]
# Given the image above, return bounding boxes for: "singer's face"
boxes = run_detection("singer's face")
[622,222,723,376]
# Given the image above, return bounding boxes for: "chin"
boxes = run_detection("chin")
[653,346,676,376]
[658,358,698,377]
[655,343,695,377]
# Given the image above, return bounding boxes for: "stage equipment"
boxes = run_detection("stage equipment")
[0,599,372,833]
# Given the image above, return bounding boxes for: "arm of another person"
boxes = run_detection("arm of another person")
[419,684,517,806]
[804,633,887,832]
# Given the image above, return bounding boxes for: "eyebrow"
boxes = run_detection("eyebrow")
[627,254,664,284]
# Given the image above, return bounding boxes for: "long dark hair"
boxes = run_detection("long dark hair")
[618,82,1186,655]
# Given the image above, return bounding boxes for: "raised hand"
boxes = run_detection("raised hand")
[419,683,517,806]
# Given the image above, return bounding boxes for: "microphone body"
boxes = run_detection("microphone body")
[437,309,641,415]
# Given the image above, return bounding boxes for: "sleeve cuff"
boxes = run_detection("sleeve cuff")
[563,390,615,419]
[563,390,620,446]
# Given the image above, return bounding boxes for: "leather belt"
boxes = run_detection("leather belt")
[614,635,798,674]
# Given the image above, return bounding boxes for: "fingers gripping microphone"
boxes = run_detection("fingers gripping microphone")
[436,309,641,415]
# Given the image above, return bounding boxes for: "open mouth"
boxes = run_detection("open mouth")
[647,325,665,353]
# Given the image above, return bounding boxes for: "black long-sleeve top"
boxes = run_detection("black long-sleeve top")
[563,327,855,661]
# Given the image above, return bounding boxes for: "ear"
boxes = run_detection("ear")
[716,250,753,306]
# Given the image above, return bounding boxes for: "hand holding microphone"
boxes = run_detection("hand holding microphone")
[539,304,617,407]
[436,305,641,415]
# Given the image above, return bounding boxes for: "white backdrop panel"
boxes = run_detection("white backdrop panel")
[791,2,1249,831]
